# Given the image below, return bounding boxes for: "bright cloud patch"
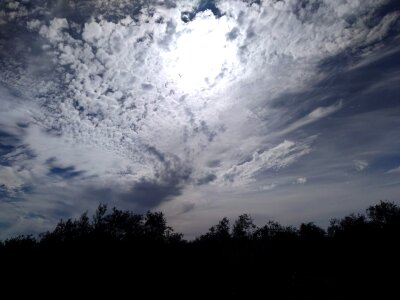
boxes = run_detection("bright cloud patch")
[163,10,239,92]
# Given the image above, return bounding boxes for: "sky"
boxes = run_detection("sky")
[0,0,399,239]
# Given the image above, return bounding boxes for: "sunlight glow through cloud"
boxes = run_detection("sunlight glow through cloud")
[163,11,238,93]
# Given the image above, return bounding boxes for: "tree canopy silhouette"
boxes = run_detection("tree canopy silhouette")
[1,200,399,298]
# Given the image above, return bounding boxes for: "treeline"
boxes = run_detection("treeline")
[1,201,399,298]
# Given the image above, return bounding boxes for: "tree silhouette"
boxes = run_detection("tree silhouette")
[3,234,37,250]
[367,200,400,227]
[144,211,169,241]
[299,222,326,240]
[254,220,297,241]
[0,201,399,298]
[328,213,369,240]
[199,217,231,242]
[232,214,256,240]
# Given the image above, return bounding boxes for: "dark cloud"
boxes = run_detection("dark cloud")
[226,28,240,41]
[181,202,195,214]
[197,174,217,185]
[0,220,11,231]
[207,159,221,168]
[122,179,184,209]
[79,176,186,212]
[129,171,190,209]
[141,83,154,91]
[106,145,193,209]
[48,166,84,180]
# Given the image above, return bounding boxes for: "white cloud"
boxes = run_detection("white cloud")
[280,101,343,135]
[259,183,276,191]
[4,1,396,190]
[354,160,369,172]
[365,12,400,44]
[219,138,313,186]
[7,2,19,10]
[296,177,307,184]
[3,1,395,190]
[39,18,69,42]
[387,166,400,174]
[26,19,41,30]
[82,21,104,43]
[0,166,24,189]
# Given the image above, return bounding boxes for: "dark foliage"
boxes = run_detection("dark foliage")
[1,201,399,298]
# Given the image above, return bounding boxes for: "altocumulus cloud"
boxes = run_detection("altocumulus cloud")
[0,0,400,238]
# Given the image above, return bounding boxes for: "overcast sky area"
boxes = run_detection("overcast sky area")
[0,0,399,239]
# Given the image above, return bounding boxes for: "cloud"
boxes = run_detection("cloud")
[258,183,276,191]
[39,18,69,42]
[197,174,217,185]
[296,177,307,184]
[219,138,314,186]
[387,166,400,174]
[0,0,399,237]
[280,101,343,135]
[0,166,24,189]
[354,160,369,172]
[121,178,185,210]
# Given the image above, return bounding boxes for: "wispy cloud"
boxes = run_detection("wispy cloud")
[218,138,315,186]
[387,166,400,174]
[279,101,343,135]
